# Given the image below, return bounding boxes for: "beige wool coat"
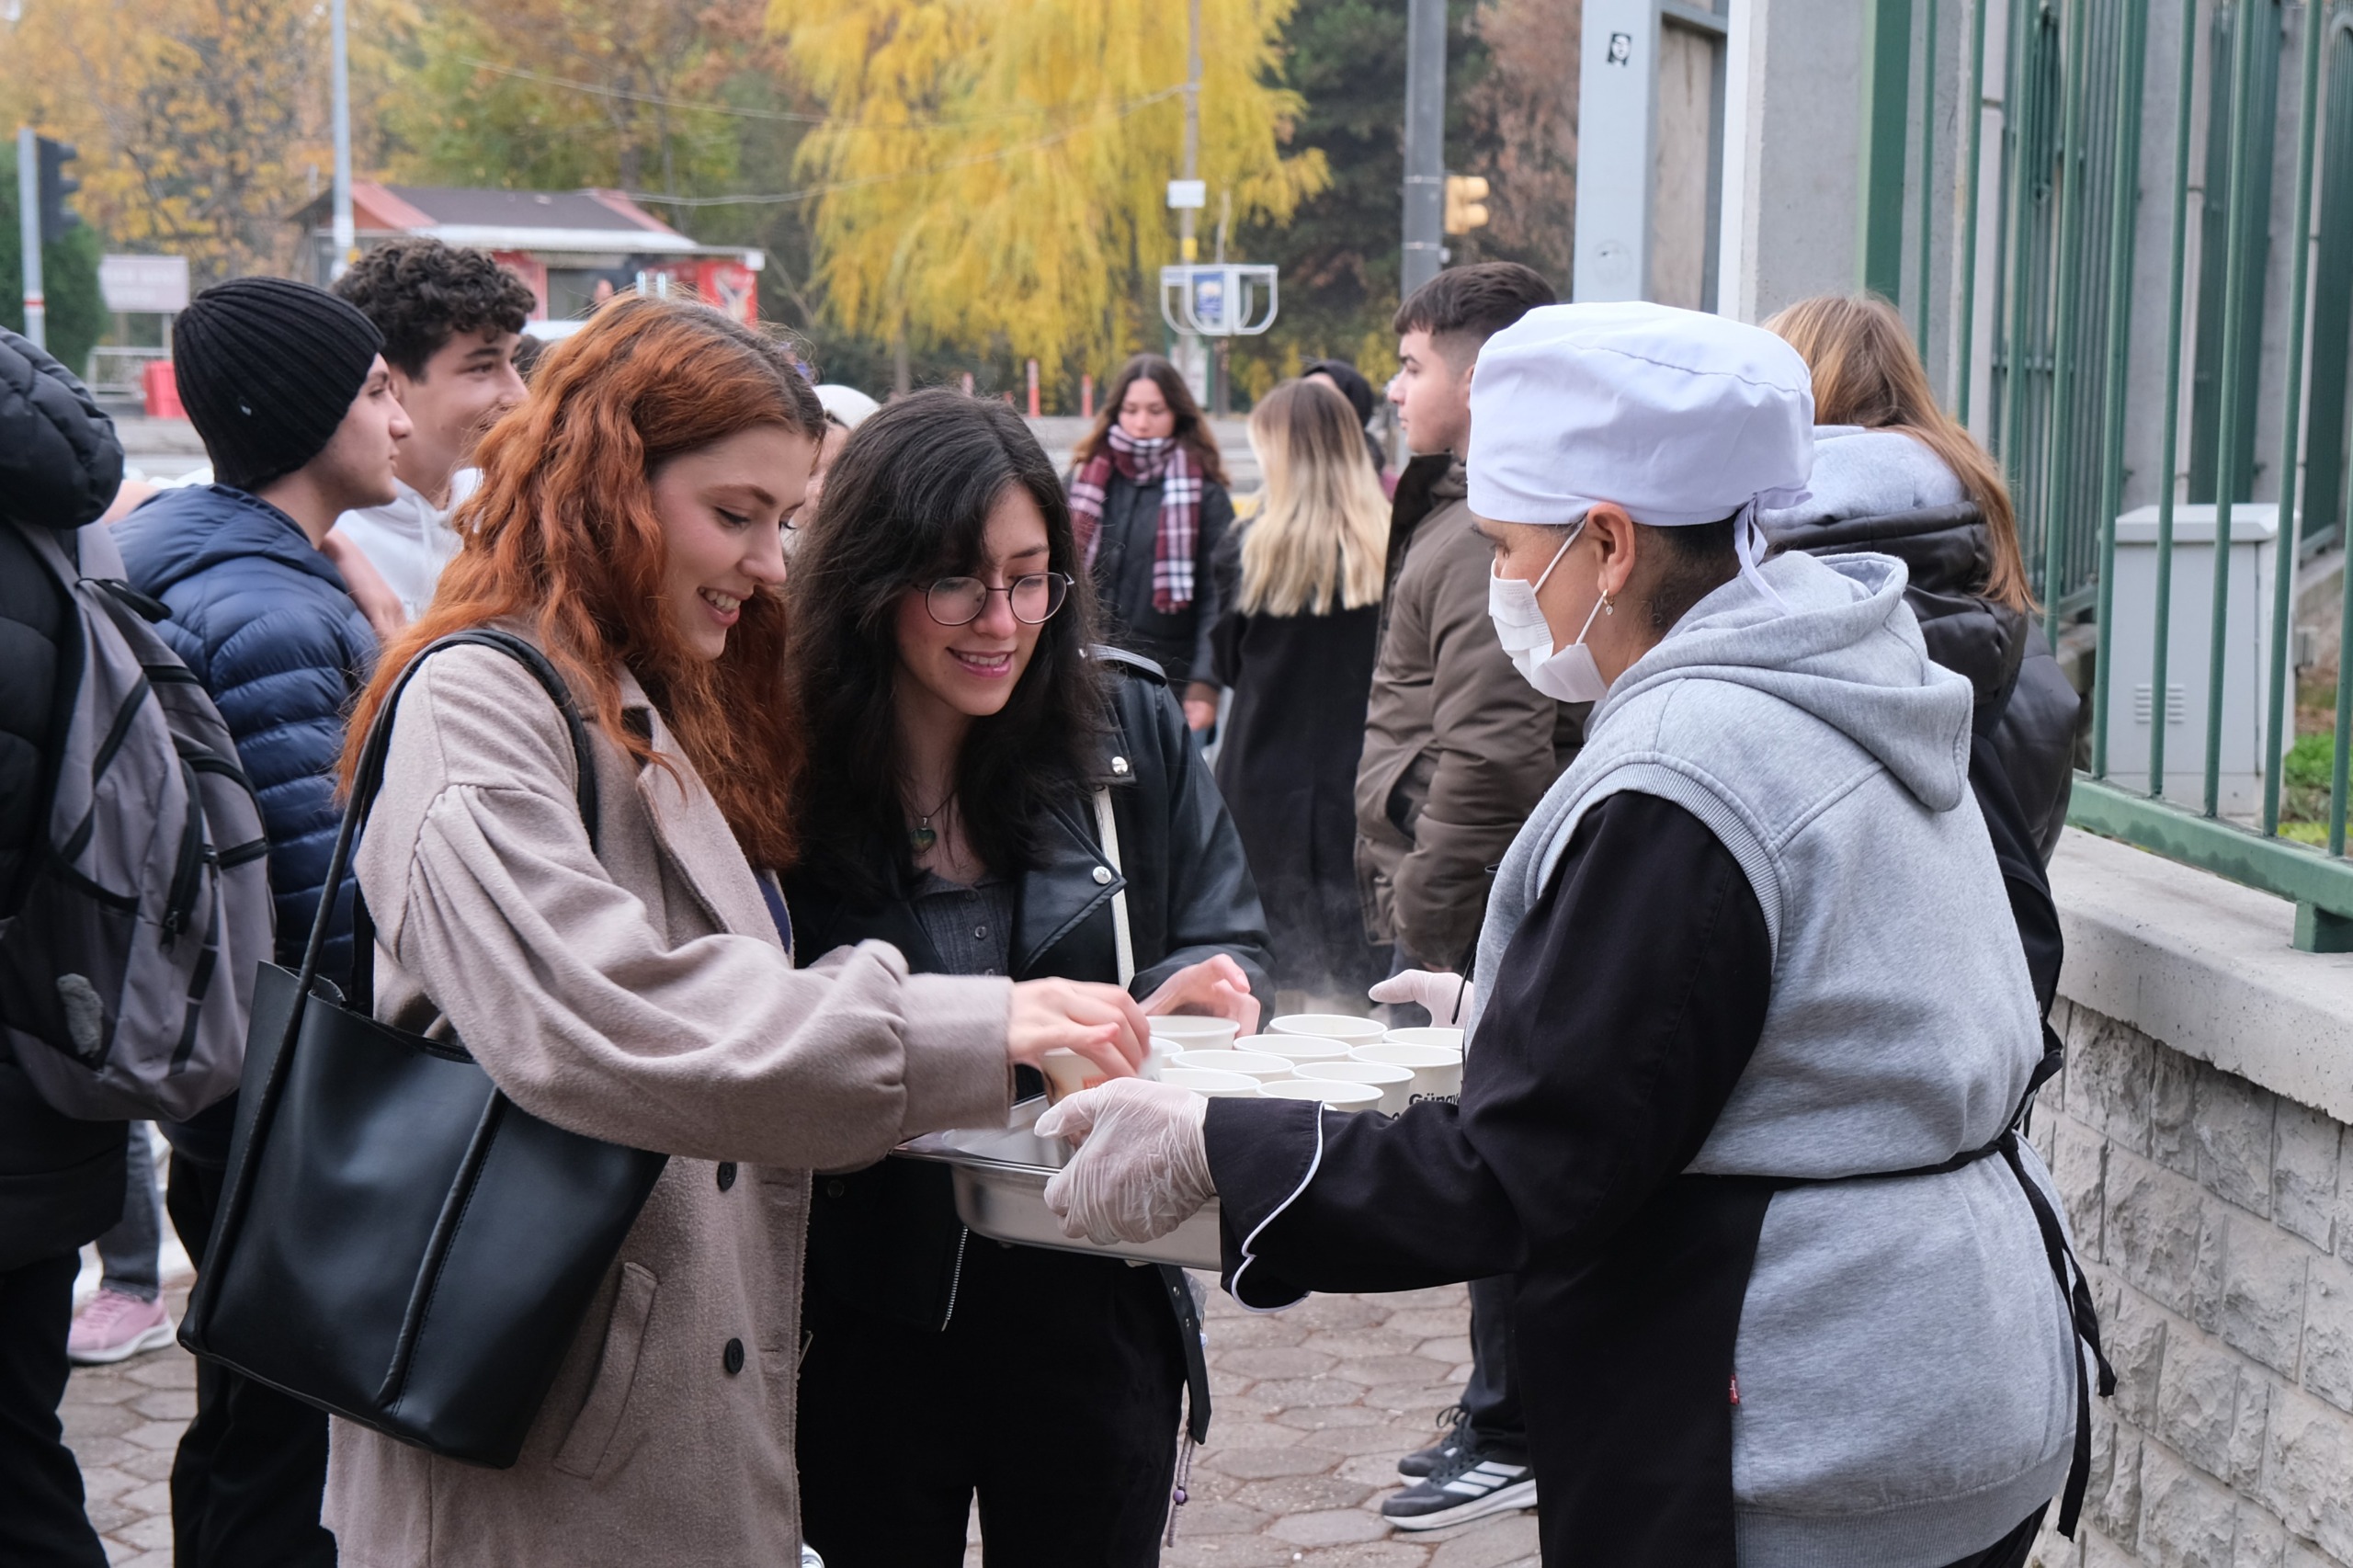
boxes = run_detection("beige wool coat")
[322,640,1014,1566]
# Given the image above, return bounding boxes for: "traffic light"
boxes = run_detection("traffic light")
[37,137,80,243]
[1443,174,1491,235]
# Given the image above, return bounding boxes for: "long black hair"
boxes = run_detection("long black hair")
[786,389,1108,905]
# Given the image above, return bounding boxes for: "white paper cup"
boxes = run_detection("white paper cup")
[1039,1049,1113,1104]
[1243,1033,1352,1064]
[1172,1047,1292,1081]
[1297,1060,1417,1114]
[1269,1013,1390,1044]
[1257,1077,1383,1111]
[1160,1066,1262,1098]
[1383,1026,1465,1051]
[1348,1041,1463,1103]
[1148,1016,1242,1048]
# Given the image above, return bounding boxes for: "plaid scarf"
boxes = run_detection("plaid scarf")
[1068,426,1201,613]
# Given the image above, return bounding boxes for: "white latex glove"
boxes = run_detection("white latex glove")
[1037,1078,1213,1246]
[1369,969,1475,1027]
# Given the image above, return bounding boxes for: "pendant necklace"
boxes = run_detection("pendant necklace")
[909,789,956,855]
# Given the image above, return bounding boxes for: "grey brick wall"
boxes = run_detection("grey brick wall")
[2025,996,2353,1568]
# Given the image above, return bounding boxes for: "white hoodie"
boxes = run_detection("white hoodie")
[334,469,479,621]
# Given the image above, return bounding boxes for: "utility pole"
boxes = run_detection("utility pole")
[1401,0,1447,297]
[1174,0,1208,405]
[15,126,43,350]
[330,0,356,280]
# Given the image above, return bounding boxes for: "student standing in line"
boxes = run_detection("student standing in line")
[0,326,130,1568]
[324,302,1147,1566]
[1040,303,2098,1568]
[1067,355,1234,733]
[1209,378,1390,1009]
[1350,262,1564,1529]
[1301,356,1389,478]
[786,390,1268,1568]
[326,238,536,625]
[114,277,411,1568]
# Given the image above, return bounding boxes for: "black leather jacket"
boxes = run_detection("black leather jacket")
[784,649,1272,1330]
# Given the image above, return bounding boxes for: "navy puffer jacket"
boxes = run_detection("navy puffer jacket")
[113,484,375,983]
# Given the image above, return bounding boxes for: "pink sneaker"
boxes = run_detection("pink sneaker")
[68,1288,175,1365]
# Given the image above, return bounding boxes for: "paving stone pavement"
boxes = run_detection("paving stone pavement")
[62,1278,1537,1567]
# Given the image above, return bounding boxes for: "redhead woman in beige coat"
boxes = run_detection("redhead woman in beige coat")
[321,300,1149,1566]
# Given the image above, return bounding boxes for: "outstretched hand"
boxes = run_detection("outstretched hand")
[1368,969,1474,1028]
[1006,978,1149,1085]
[1141,953,1260,1036]
[1037,1078,1214,1245]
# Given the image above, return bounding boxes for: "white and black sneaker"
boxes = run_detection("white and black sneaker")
[1397,1403,1471,1478]
[1380,1442,1537,1530]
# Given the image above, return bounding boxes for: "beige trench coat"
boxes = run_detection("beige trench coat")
[322,640,1013,1566]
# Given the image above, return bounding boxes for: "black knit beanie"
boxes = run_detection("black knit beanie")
[174,277,386,493]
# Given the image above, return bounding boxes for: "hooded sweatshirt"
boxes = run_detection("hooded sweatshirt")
[1472,548,2078,1566]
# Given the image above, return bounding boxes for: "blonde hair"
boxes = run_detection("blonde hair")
[1238,379,1389,617]
[1764,293,2033,612]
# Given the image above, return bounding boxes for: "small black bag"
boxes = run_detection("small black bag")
[178,630,668,1468]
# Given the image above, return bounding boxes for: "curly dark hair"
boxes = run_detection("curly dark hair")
[331,238,538,378]
[785,389,1108,907]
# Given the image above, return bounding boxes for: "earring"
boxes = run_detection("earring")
[1600,589,1616,616]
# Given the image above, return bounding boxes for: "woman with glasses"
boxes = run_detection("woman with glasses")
[783,390,1271,1567]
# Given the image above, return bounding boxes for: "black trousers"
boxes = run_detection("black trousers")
[165,1151,336,1568]
[0,1251,109,1568]
[798,1237,1186,1568]
[1461,1272,1526,1456]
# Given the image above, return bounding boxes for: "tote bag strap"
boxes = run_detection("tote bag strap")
[293,630,601,1009]
[1091,787,1134,988]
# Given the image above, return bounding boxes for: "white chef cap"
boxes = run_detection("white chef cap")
[1465,301,1816,610]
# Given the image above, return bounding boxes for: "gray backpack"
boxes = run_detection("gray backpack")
[0,518,273,1120]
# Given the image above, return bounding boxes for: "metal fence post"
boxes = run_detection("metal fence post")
[2205,0,2267,818]
[2091,0,2154,778]
[2265,0,2325,844]
[1862,0,1918,298]
[2041,0,2095,644]
[1956,0,1993,417]
[2149,0,2202,800]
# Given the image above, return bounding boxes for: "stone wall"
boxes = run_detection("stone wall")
[2024,994,2353,1568]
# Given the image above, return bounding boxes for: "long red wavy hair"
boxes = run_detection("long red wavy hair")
[339,298,822,869]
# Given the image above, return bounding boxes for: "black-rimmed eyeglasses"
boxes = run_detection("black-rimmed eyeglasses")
[922,573,1073,627]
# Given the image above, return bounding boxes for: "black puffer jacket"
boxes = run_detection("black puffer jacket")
[0,328,131,1271]
[786,651,1272,1329]
[1086,471,1235,690]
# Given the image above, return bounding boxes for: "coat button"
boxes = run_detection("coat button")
[824,1178,846,1199]
[1110,756,1130,775]
[1093,866,1113,885]
[722,1338,745,1375]
[716,1162,737,1191]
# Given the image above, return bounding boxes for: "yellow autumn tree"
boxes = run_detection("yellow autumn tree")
[772,0,1325,376]
[2,0,420,283]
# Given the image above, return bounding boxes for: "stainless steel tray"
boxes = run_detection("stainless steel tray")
[893,1099,1223,1271]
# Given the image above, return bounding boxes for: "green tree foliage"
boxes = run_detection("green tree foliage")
[0,147,108,375]
[1233,0,1577,400]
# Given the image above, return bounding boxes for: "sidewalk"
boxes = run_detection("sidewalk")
[62,1279,1537,1566]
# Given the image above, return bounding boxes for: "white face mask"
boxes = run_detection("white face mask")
[1486,521,1611,704]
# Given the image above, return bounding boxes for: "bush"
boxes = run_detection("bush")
[0,145,107,380]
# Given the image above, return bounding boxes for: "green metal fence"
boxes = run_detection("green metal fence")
[1937,0,2353,950]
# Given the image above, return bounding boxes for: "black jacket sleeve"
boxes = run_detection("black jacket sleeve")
[1188,483,1234,690]
[1203,790,1773,1307]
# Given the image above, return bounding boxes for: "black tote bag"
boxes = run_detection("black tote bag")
[178,630,668,1468]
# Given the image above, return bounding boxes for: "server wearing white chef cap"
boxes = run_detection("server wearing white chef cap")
[1037,302,2109,1568]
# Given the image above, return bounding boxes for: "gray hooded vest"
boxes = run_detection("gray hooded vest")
[1472,549,2078,1567]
